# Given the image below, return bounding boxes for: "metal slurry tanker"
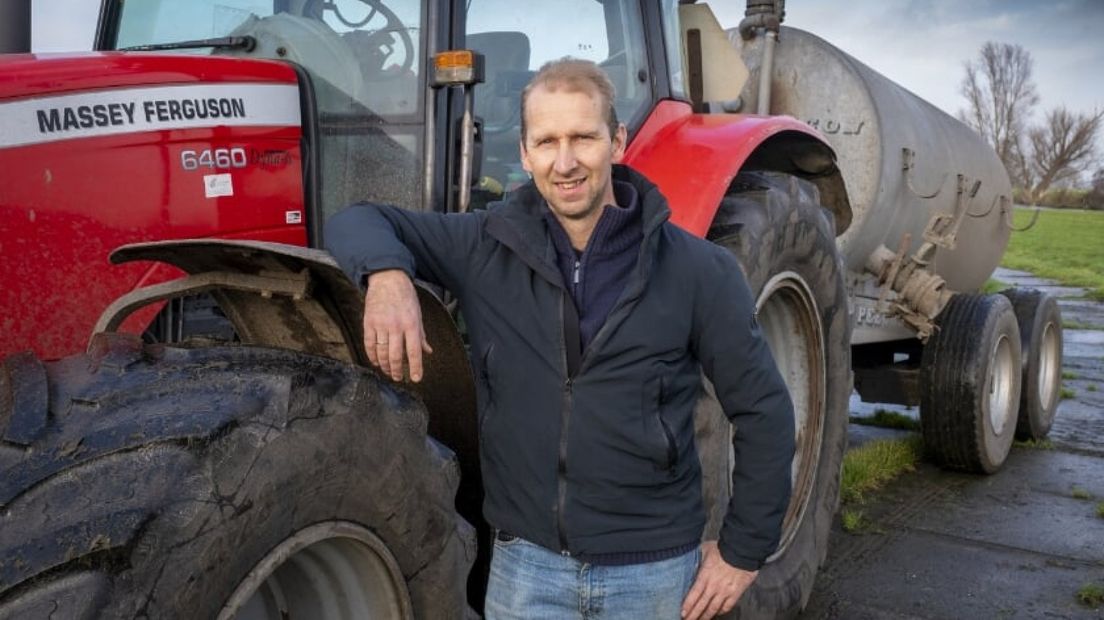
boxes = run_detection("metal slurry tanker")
[730,15,1060,474]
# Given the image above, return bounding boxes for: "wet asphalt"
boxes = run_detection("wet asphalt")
[802,268,1104,619]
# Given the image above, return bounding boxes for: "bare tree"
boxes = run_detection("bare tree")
[1088,168,1104,209]
[958,42,1040,183]
[1021,107,1104,202]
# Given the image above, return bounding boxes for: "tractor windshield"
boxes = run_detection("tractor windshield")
[113,0,426,216]
[464,0,651,202]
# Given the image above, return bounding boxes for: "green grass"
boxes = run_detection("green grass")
[1002,208,1104,300]
[1072,486,1092,500]
[981,278,1009,294]
[849,409,921,432]
[1014,438,1055,450]
[840,435,923,504]
[1063,319,1098,330]
[1063,370,1079,380]
[1061,387,1076,400]
[1096,502,1104,519]
[841,508,866,532]
[1078,583,1104,608]
[1089,384,1099,393]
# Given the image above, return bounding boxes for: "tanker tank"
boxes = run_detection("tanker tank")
[730,26,1013,294]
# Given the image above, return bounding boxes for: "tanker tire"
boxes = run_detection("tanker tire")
[0,336,474,619]
[705,171,851,619]
[1000,288,1063,440]
[920,293,1022,473]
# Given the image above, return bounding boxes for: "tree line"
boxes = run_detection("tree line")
[958,42,1103,209]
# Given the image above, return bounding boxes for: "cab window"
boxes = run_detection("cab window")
[464,0,650,197]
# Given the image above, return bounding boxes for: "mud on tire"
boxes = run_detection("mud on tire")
[0,336,474,619]
[702,170,852,618]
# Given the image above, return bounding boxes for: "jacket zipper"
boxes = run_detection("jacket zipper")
[558,377,573,554]
[556,292,576,555]
[553,215,660,556]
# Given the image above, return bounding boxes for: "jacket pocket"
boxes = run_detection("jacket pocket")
[477,343,496,435]
[644,375,678,471]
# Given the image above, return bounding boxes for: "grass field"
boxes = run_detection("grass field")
[1002,208,1104,300]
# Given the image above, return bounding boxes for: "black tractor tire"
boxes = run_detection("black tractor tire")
[704,170,852,619]
[0,336,474,619]
[920,293,1022,473]
[1000,288,1063,440]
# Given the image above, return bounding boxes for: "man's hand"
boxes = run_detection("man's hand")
[363,270,432,382]
[681,541,758,619]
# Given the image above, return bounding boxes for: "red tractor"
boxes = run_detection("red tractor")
[0,0,1060,617]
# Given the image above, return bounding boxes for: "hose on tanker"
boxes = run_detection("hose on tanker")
[739,0,784,40]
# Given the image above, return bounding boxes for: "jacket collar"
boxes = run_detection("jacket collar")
[484,164,670,286]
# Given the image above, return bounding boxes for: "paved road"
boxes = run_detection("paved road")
[802,269,1104,619]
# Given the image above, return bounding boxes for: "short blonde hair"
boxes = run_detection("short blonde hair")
[520,57,619,141]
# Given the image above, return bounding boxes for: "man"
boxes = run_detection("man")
[325,58,794,619]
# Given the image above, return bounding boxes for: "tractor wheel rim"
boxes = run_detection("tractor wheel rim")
[1037,321,1060,410]
[987,334,1016,436]
[754,271,826,560]
[219,521,412,620]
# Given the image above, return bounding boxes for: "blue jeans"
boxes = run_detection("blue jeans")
[484,536,701,619]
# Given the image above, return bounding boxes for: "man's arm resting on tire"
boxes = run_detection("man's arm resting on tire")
[325,203,484,382]
[325,202,485,295]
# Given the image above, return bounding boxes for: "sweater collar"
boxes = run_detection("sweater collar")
[543,180,642,258]
[484,164,670,286]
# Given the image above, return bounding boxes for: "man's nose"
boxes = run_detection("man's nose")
[553,142,577,173]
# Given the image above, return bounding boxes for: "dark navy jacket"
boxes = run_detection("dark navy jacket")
[325,164,795,570]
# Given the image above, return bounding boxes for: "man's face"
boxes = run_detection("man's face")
[520,84,627,225]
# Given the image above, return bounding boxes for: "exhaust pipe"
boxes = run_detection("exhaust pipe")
[739,0,785,115]
[0,0,31,53]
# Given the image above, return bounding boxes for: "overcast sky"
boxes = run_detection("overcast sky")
[29,0,1104,121]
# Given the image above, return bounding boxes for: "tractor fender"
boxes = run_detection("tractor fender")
[99,239,479,476]
[623,100,852,237]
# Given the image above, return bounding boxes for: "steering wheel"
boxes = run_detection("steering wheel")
[318,0,415,77]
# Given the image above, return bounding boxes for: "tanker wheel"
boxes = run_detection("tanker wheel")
[0,336,474,619]
[1000,288,1063,440]
[704,171,851,618]
[920,293,1022,473]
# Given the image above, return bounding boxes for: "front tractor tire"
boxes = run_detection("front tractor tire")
[0,337,474,619]
[703,171,852,618]
[920,293,1022,473]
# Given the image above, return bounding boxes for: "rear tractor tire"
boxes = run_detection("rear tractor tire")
[920,293,1022,473]
[0,337,474,619]
[703,171,851,618]
[1000,288,1063,440]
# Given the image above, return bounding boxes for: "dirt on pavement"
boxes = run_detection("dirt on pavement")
[801,268,1104,619]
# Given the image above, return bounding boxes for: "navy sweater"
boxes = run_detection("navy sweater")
[545,181,642,352]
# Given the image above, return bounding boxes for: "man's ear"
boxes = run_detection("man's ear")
[520,139,533,173]
[611,123,628,163]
